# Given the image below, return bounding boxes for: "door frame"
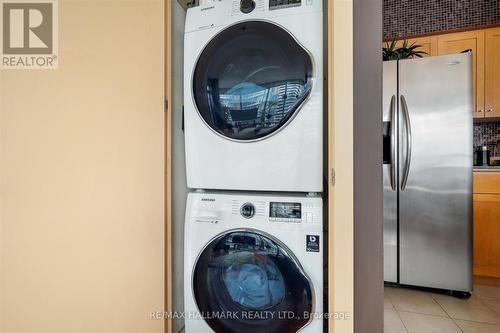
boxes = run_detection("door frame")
[165,0,173,332]
[327,0,354,332]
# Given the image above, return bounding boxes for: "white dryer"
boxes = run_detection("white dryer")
[184,0,323,192]
[184,191,323,333]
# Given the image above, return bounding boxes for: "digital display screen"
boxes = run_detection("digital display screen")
[269,202,302,219]
[269,0,302,10]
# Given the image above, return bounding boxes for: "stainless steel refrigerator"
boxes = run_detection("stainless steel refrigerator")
[383,53,473,294]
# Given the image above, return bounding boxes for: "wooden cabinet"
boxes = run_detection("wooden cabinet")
[485,27,500,118]
[437,31,485,118]
[473,172,500,278]
[392,36,438,57]
[474,171,500,193]
[390,28,500,119]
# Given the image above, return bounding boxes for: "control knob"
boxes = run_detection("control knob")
[240,203,255,218]
[240,0,256,13]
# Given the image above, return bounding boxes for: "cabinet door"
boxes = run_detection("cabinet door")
[400,36,438,57]
[474,172,500,194]
[437,31,485,118]
[485,28,500,118]
[384,36,438,58]
[473,194,500,278]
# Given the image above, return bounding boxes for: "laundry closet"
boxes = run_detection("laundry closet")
[165,1,382,332]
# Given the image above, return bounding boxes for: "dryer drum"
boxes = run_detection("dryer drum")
[192,231,314,333]
[193,21,314,141]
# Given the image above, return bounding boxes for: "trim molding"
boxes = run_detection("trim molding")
[328,0,354,332]
[165,0,173,332]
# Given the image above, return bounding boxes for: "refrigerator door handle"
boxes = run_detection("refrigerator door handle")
[390,95,397,190]
[400,95,412,191]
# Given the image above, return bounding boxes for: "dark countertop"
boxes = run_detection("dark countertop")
[474,166,500,172]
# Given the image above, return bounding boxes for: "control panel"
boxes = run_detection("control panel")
[225,197,319,224]
[269,0,302,10]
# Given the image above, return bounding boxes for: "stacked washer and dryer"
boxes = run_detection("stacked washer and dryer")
[183,0,324,332]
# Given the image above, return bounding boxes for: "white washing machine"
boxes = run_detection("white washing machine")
[184,191,323,333]
[184,0,323,192]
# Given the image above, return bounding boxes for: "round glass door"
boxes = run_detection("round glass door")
[192,230,314,333]
[193,21,314,141]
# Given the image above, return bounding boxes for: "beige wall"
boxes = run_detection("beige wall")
[0,1,165,332]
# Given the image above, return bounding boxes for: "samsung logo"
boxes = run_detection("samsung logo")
[201,6,215,11]
[201,198,215,202]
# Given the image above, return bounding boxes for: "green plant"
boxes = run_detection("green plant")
[383,39,428,61]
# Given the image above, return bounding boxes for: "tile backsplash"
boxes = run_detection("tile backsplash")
[474,121,500,157]
[383,0,500,40]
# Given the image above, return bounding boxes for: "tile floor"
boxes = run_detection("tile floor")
[385,285,500,333]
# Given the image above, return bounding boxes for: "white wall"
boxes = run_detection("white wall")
[0,1,165,332]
